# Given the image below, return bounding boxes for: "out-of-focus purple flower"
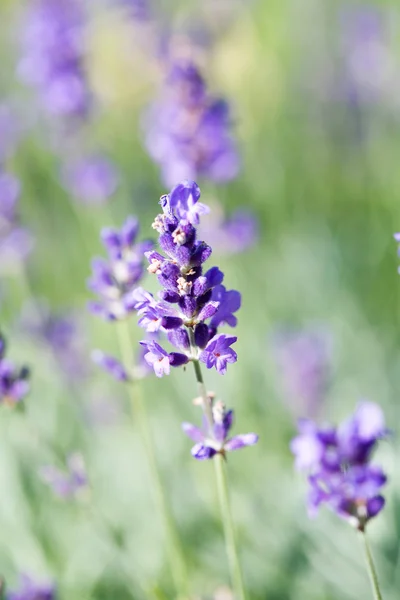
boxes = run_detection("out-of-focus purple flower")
[136,180,240,376]
[18,0,91,120]
[7,574,55,600]
[291,401,388,529]
[0,104,20,161]
[143,61,240,186]
[87,217,152,320]
[182,398,258,460]
[0,172,34,267]
[22,301,89,381]
[39,452,87,499]
[393,232,400,274]
[118,0,151,21]
[91,349,128,382]
[340,7,396,106]
[0,333,30,405]
[272,327,332,419]
[61,155,119,204]
[200,207,258,255]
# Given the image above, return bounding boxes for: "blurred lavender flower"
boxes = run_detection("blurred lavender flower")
[340,7,396,106]
[0,104,20,161]
[200,207,258,255]
[136,180,241,376]
[18,0,91,120]
[61,155,119,205]
[118,0,151,21]
[22,302,89,381]
[272,327,332,419]
[0,173,34,268]
[143,61,240,186]
[291,401,388,529]
[7,574,55,600]
[0,333,29,405]
[87,216,152,320]
[183,397,258,460]
[39,452,87,499]
[91,349,128,382]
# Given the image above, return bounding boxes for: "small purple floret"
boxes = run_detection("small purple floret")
[7,573,55,600]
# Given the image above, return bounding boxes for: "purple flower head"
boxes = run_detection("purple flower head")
[22,302,89,381]
[87,216,152,321]
[138,181,240,376]
[291,401,388,529]
[340,7,394,106]
[92,350,128,382]
[7,574,55,600]
[182,398,258,460]
[272,326,332,419]
[143,60,240,186]
[0,333,30,405]
[62,155,119,204]
[39,452,87,499]
[19,0,91,120]
[0,172,34,267]
[139,339,188,377]
[200,207,258,255]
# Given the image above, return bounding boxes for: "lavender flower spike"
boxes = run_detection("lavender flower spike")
[87,216,152,320]
[143,61,240,186]
[136,180,240,376]
[7,574,55,600]
[183,398,258,460]
[291,401,388,530]
[0,333,29,405]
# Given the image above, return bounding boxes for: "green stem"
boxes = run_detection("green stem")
[116,322,188,599]
[190,356,247,600]
[360,531,383,600]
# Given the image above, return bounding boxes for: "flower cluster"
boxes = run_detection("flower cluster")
[0,171,33,270]
[39,453,87,499]
[0,333,30,405]
[61,155,119,205]
[143,62,240,186]
[7,574,55,600]
[136,180,241,377]
[183,395,258,460]
[88,216,152,321]
[19,0,91,120]
[272,326,331,419]
[291,401,388,529]
[200,207,258,256]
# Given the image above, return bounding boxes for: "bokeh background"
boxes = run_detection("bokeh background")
[1,0,400,598]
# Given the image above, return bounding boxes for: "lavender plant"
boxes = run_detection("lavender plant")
[291,401,388,599]
[135,180,258,599]
[87,215,188,596]
[0,333,29,405]
[143,61,240,186]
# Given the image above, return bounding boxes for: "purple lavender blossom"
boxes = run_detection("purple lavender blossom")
[87,217,152,320]
[91,349,128,382]
[136,180,240,376]
[340,7,395,106]
[19,0,91,120]
[0,173,34,267]
[62,155,119,204]
[143,61,240,186]
[7,574,55,600]
[39,452,87,499]
[0,333,29,405]
[272,327,332,419]
[22,302,89,381]
[182,398,258,460]
[291,401,388,529]
[200,207,258,255]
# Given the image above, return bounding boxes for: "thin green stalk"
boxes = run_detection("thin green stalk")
[190,353,247,600]
[116,322,188,599]
[359,531,383,600]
